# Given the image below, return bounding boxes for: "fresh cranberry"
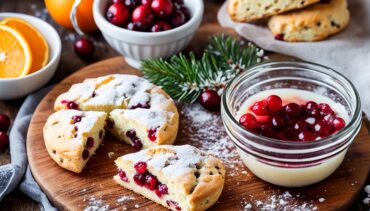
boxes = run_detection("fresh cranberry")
[151,0,173,18]
[82,149,89,160]
[314,121,333,137]
[72,115,82,123]
[292,120,309,132]
[283,103,300,118]
[155,184,168,197]
[145,174,158,190]
[106,3,130,26]
[266,95,282,113]
[251,100,269,116]
[307,107,320,117]
[199,90,221,111]
[305,101,318,111]
[132,138,143,150]
[298,131,317,141]
[259,124,274,138]
[170,10,186,27]
[129,102,150,109]
[124,0,141,10]
[270,115,285,130]
[61,100,80,110]
[142,0,152,6]
[148,128,158,142]
[126,130,137,140]
[274,34,284,41]
[118,169,129,182]
[318,103,334,116]
[0,132,9,149]
[134,162,148,173]
[125,22,144,31]
[86,137,94,149]
[167,200,181,211]
[151,21,172,32]
[333,117,346,130]
[0,114,10,132]
[133,173,146,186]
[178,5,190,20]
[283,128,298,141]
[132,5,155,28]
[239,113,259,131]
[74,38,95,60]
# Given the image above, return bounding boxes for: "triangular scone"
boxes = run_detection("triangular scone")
[43,110,107,173]
[109,108,178,149]
[228,0,320,22]
[114,145,226,211]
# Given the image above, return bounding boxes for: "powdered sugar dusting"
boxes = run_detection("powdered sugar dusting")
[83,196,110,211]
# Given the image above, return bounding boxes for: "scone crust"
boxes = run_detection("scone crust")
[268,0,350,42]
[115,145,226,211]
[228,0,320,22]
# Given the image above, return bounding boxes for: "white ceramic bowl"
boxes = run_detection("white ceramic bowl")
[93,0,204,68]
[0,13,61,100]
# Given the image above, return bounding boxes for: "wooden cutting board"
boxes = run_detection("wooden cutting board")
[27,26,370,211]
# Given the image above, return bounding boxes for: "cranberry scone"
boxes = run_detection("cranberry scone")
[54,74,179,149]
[43,110,107,173]
[114,145,226,211]
[268,0,350,42]
[228,0,320,22]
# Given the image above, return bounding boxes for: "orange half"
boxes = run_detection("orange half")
[1,17,49,73]
[0,25,32,78]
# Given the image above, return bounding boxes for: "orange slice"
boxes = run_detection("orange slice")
[0,25,32,78]
[1,17,49,73]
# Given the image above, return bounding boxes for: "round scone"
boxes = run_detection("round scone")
[268,0,350,42]
[114,145,226,211]
[54,74,179,150]
[43,110,107,173]
[228,0,320,22]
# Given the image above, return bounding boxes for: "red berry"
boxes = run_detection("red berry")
[239,113,259,130]
[274,33,284,41]
[145,174,158,190]
[314,121,333,137]
[118,169,129,182]
[74,38,95,60]
[82,149,89,160]
[167,200,181,211]
[178,5,190,20]
[155,184,168,197]
[151,0,173,18]
[199,90,221,111]
[151,21,172,32]
[132,138,143,150]
[283,103,300,118]
[67,101,79,110]
[106,3,130,26]
[0,114,10,132]
[86,137,94,149]
[318,103,334,116]
[170,10,186,27]
[124,0,141,10]
[148,128,158,142]
[333,117,346,130]
[305,117,318,127]
[292,120,309,132]
[259,124,274,138]
[305,101,318,111]
[251,100,269,116]
[134,173,146,186]
[266,95,282,113]
[142,0,152,6]
[132,5,155,27]
[270,115,285,129]
[72,115,82,123]
[125,22,144,31]
[134,162,148,173]
[0,132,9,149]
[298,131,316,141]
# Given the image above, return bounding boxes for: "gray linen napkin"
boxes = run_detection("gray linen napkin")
[0,86,56,210]
[218,0,370,116]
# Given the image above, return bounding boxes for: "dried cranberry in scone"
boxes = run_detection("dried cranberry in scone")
[114,145,226,211]
[43,110,107,173]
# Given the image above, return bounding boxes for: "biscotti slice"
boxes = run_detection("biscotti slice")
[228,0,320,22]
[43,110,107,173]
[114,145,226,211]
[268,0,350,42]
[108,108,179,150]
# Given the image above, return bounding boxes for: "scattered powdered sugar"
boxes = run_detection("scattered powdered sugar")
[318,197,325,203]
[117,196,135,204]
[363,185,370,205]
[83,196,110,211]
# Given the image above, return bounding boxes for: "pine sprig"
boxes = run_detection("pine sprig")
[141,34,263,103]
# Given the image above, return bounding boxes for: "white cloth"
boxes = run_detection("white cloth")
[218,0,370,116]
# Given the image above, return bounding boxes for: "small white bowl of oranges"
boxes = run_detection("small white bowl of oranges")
[0,13,61,100]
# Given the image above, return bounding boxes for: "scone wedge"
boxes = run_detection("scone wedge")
[228,0,320,22]
[43,110,107,173]
[114,145,226,211]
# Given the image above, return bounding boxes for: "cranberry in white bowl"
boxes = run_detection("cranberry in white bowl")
[93,0,203,68]
[221,61,362,187]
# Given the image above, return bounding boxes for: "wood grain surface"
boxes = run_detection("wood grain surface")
[27,54,370,210]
